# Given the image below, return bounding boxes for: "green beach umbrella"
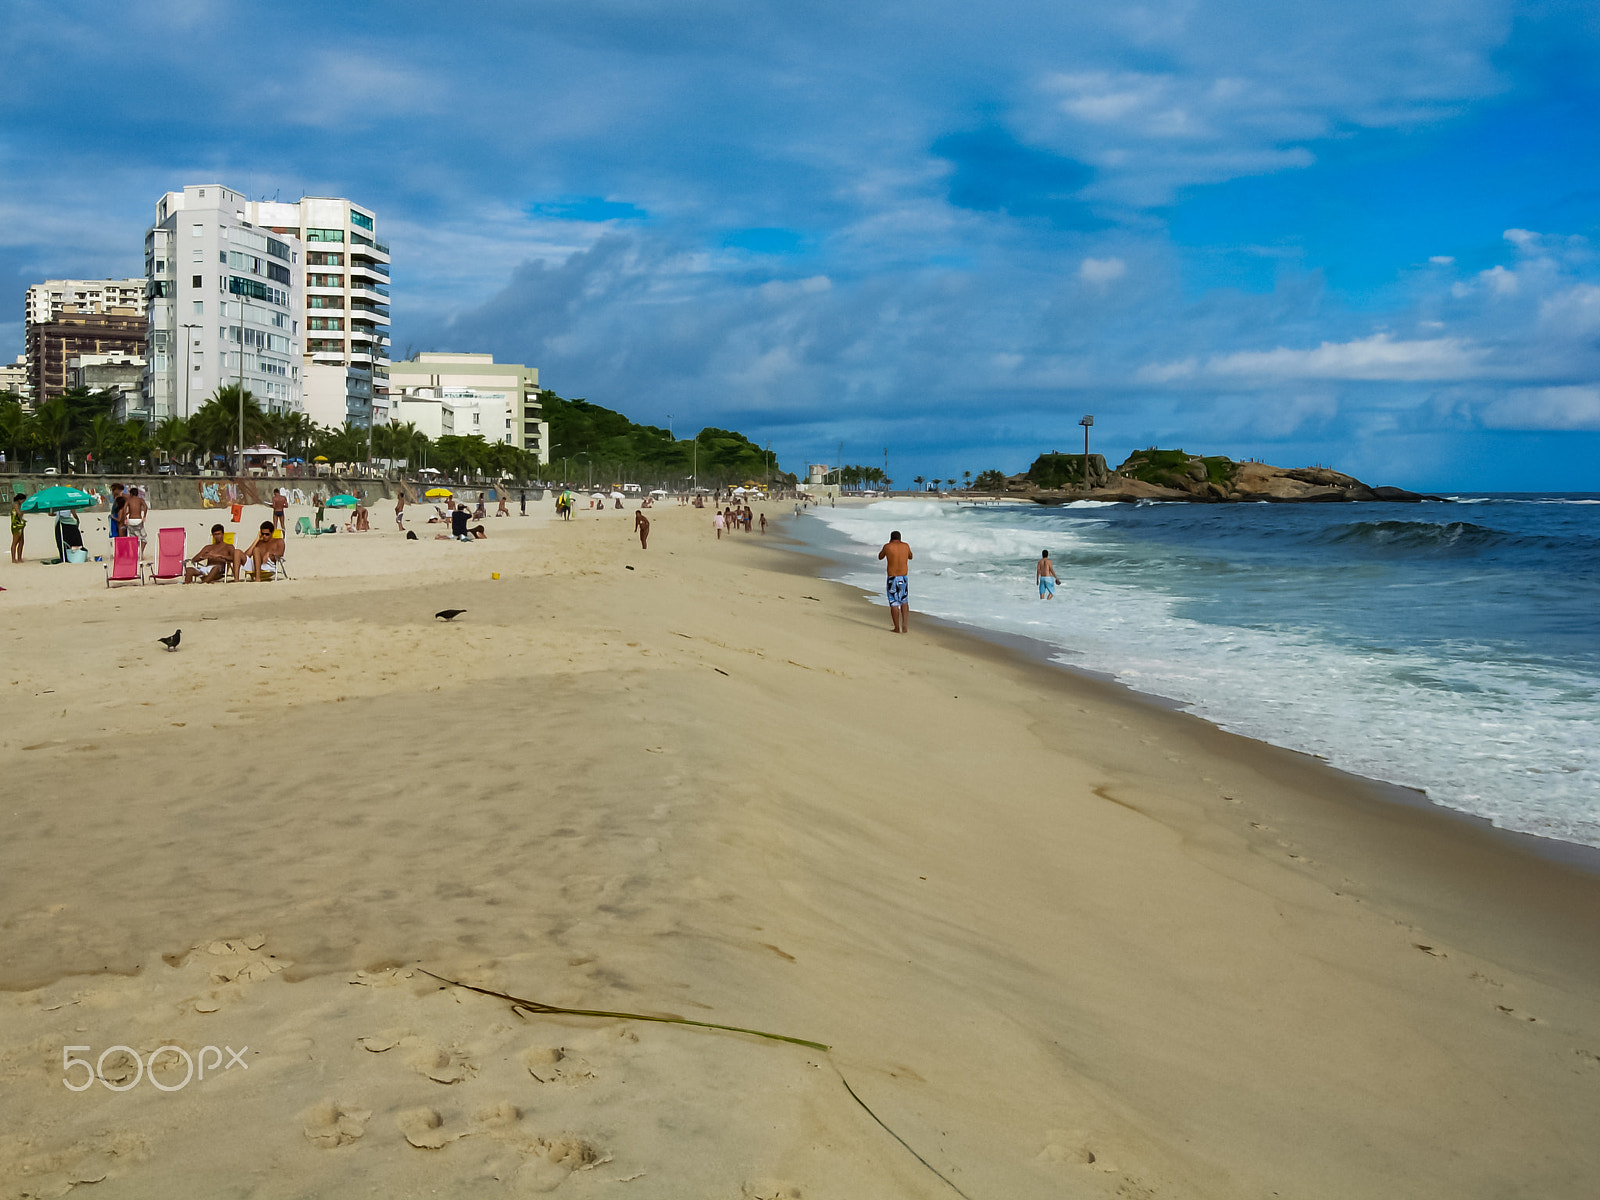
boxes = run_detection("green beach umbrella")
[21,485,97,513]
[324,494,359,508]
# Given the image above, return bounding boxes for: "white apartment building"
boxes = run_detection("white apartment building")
[143,185,303,421]
[249,196,389,428]
[387,353,549,464]
[26,279,146,326]
[0,354,27,400]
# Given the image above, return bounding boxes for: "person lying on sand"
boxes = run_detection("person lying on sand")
[185,524,245,583]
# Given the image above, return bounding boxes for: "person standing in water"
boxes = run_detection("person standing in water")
[877,530,912,633]
[1036,550,1058,599]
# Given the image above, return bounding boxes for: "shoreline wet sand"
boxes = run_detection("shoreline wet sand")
[2,501,1597,1198]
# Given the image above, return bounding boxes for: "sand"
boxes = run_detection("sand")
[1,498,1598,1199]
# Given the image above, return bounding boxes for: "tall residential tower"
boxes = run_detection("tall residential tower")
[143,185,304,421]
[249,197,390,429]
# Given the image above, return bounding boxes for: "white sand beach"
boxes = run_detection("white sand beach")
[2,498,1598,1199]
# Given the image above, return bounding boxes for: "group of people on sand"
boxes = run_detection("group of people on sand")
[712,505,764,539]
[871,531,1062,636]
[184,522,284,583]
[109,483,152,560]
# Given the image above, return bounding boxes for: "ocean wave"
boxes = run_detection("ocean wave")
[1319,520,1506,552]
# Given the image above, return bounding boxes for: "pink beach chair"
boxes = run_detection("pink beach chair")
[104,535,146,588]
[151,527,186,584]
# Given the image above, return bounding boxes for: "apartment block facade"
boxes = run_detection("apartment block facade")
[250,196,389,428]
[24,279,148,405]
[143,185,304,422]
[388,352,549,464]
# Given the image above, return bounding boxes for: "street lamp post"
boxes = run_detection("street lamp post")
[180,322,201,420]
[1079,415,1094,492]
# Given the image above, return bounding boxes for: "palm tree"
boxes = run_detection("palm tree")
[913,475,925,490]
[85,414,120,473]
[33,397,73,472]
[0,399,31,466]
[962,470,971,490]
[193,386,266,468]
[153,416,198,470]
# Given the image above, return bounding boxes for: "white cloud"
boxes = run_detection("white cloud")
[1429,255,1455,265]
[1480,264,1519,296]
[1481,387,1600,431]
[1139,333,1487,383]
[1079,256,1126,284]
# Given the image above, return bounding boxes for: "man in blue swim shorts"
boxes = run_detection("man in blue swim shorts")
[878,530,913,633]
[1036,549,1058,599]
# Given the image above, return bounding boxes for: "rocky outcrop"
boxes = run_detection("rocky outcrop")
[1012,449,1441,505]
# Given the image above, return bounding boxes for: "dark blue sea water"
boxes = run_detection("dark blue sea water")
[806,495,1600,847]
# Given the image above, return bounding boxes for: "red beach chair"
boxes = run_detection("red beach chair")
[151,527,186,584]
[104,535,146,587]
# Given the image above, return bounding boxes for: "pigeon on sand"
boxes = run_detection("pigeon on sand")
[435,609,467,622]
[158,629,181,652]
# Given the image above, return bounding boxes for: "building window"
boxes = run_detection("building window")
[192,275,202,288]
[193,300,204,315]
[306,295,345,309]
[267,262,291,285]
[308,251,344,266]
[308,316,345,331]
[266,237,291,262]
[192,223,204,237]
[306,228,345,243]
[308,274,344,288]
[350,210,374,231]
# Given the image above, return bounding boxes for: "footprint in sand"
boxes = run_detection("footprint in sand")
[513,1136,608,1193]
[1038,1130,1119,1173]
[397,1106,456,1149]
[405,1039,475,1084]
[1413,943,1448,958]
[743,1182,803,1199]
[1496,1004,1539,1023]
[301,1101,372,1148]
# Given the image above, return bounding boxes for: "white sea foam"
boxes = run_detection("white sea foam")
[809,501,1600,847]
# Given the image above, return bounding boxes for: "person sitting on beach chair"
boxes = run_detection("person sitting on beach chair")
[241,520,286,580]
[184,524,245,583]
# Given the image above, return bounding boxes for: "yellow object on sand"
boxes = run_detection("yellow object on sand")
[492,572,500,580]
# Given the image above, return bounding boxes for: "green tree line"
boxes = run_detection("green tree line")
[0,386,543,480]
[541,391,792,489]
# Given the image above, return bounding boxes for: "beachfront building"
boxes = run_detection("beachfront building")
[68,354,147,421]
[142,185,304,422]
[24,279,148,406]
[0,354,31,402]
[247,197,389,429]
[387,352,549,464]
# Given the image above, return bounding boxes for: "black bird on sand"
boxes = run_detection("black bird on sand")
[435,609,467,622]
[158,629,181,652]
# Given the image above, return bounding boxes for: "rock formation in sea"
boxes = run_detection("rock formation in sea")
[1002,449,1440,504]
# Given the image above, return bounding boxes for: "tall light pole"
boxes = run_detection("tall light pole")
[1079,414,1094,492]
[235,288,247,477]
[180,322,201,420]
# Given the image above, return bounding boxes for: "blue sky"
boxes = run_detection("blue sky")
[2,0,1597,489]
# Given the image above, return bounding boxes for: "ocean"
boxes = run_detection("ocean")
[799,495,1600,849]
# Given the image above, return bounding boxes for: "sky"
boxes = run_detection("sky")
[2,0,1597,490]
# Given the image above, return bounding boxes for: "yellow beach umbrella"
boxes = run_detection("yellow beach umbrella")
[425,487,453,498]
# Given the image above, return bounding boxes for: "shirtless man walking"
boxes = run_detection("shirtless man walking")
[123,486,150,561]
[1036,549,1059,599]
[877,530,912,633]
